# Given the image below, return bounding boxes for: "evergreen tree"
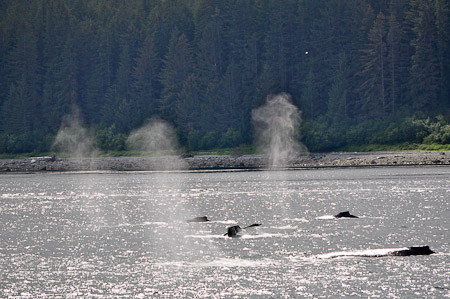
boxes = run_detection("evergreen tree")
[387,0,413,113]
[194,0,228,86]
[131,35,161,125]
[78,19,105,125]
[328,52,350,121]
[0,26,7,111]
[215,60,244,133]
[359,12,388,118]
[347,1,376,119]
[302,0,359,119]
[259,0,301,94]
[176,74,201,131]
[434,0,450,109]
[115,44,133,101]
[52,32,80,124]
[408,0,440,111]
[40,1,72,131]
[302,67,318,120]
[2,18,41,133]
[159,31,194,123]
[147,0,194,59]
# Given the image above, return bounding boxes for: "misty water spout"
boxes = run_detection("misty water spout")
[127,118,186,170]
[127,118,220,260]
[52,106,97,157]
[252,93,308,168]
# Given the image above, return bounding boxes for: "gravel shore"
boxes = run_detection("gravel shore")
[1,151,449,172]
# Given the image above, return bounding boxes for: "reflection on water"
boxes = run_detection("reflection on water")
[1,167,449,297]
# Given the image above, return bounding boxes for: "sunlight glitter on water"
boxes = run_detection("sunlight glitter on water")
[1,167,449,298]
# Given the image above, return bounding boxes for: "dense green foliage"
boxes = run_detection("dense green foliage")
[1,0,449,153]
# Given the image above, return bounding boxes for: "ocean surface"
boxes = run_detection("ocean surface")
[1,167,449,298]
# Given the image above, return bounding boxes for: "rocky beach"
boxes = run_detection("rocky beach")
[1,151,449,173]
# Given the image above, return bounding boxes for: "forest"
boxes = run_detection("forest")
[0,0,449,154]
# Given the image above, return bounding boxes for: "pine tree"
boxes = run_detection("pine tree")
[2,18,41,133]
[194,0,228,87]
[0,26,8,111]
[39,1,72,131]
[131,34,161,125]
[302,0,361,120]
[159,31,194,123]
[302,67,318,120]
[115,44,133,101]
[387,14,400,114]
[259,0,301,93]
[176,74,201,131]
[215,60,244,133]
[359,12,388,117]
[54,32,79,120]
[328,52,350,121]
[434,0,450,109]
[346,1,375,119]
[385,0,414,114]
[408,0,440,111]
[147,0,194,59]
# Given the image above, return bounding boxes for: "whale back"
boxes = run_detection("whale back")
[316,246,435,259]
[334,211,358,218]
[226,225,242,237]
[391,246,435,256]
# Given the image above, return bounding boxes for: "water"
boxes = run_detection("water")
[1,167,449,298]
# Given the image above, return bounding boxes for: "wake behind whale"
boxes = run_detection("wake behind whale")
[186,216,210,223]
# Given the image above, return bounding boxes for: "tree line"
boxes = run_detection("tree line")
[0,0,449,154]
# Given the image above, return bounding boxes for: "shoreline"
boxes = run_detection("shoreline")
[1,151,449,173]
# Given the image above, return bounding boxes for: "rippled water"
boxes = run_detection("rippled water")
[1,167,449,298]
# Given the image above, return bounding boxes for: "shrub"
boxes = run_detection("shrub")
[95,125,126,151]
[0,132,53,154]
[199,131,219,150]
[423,122,450,144]
[187,129,202,151]
[220,128,244,148]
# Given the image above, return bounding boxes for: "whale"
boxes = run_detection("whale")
[224,223,261,237]
[316,246,435,259]
[186,216,210,223]
[334,211,358,218]
[225,225,242,237]
[390,246,435,256]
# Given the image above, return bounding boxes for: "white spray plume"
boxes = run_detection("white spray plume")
[128,119,218,260]
[52,106,97,157]
[127,117,186,170]
[252,93,308,168]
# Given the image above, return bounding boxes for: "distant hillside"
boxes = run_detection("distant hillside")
[0,0,449,154]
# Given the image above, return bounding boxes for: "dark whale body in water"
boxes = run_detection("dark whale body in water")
[224,223,261,237]
[186,216,210,223]
[316,246,435,259]
[390,246,435,256]
[334,211,358,218]
[225,225,242,237]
